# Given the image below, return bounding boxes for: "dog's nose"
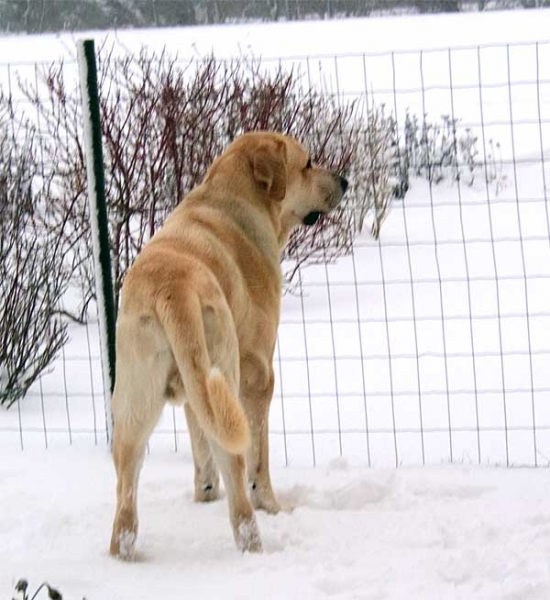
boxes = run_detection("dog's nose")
[339,176,349,194]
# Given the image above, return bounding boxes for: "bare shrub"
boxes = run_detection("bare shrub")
[353,103,396,240]
[401,110,484,187]
[17,46,382,308]
[0,102,68,408]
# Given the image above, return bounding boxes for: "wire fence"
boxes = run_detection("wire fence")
[1,40,549,468]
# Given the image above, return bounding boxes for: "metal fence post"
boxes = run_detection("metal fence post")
[77,39,116,445]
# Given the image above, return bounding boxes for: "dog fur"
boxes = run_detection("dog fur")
[109,131,348,559]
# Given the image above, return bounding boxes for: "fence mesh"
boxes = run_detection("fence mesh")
[1,41,549,467]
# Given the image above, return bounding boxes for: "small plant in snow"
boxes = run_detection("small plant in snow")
[486,138,507,195]
[417,114,461,184]
[458,127,480,186]
[12,578,65,600]
[400,110,487,188]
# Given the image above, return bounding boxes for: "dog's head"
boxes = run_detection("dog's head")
[206,132,348,246]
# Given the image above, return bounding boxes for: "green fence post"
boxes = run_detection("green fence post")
[77,39,116,445]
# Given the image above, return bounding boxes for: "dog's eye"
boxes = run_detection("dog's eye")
[305,158,312,170]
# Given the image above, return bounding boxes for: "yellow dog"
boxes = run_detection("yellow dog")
[109,131,348,559]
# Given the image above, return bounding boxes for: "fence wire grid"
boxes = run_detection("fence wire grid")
[1,40,550,468]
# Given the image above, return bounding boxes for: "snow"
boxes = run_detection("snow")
[2,448,550,599]
[1,9,550,64]
[1,7,550,599]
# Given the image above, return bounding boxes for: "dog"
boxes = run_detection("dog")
[109,131,348,559]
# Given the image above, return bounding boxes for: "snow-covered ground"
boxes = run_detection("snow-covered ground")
[2,8,550,599]
[1,8,550,63]
[3,448,550,600]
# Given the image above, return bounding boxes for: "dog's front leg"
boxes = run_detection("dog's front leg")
[184,403,221,502]
[240,361,281,514]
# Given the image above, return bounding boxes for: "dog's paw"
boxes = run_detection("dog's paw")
[252,497,280,514]
[195,482,221,503]
[278,502,295,514]
[110,529,137,561]
[235,518,263,553]
[251,487,285,514]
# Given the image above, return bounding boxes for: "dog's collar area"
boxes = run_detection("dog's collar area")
[302,211,323,226]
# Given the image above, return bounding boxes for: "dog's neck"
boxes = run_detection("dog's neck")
[277,219,296,250]
[204,157,285,242]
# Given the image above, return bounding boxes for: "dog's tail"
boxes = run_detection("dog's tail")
[156,291,250,455]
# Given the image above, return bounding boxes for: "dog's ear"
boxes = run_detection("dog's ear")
[252,140,287,202]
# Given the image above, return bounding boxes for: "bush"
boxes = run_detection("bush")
[0,103,68,408]
[400,110,484,188]
[15,46,387,308]
[354,102,397,239]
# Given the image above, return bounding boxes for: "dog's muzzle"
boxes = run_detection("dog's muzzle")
[302,176,349,226]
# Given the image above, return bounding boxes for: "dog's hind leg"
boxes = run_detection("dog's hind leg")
[184,403,220,502]
[196,302,261,552]
[210,442,262,553]
[161,289,261,551]
[110,390,163,560]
